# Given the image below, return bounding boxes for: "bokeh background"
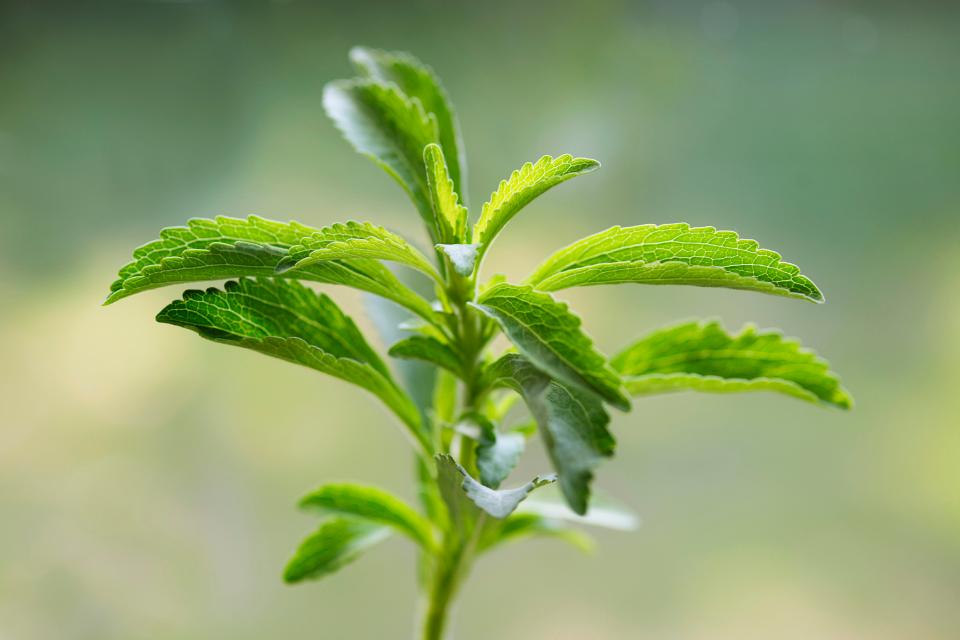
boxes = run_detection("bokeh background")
[2,1,958,638]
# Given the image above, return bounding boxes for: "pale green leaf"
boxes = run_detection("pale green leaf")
[156,278,429,452]
[351,47,466,198]
[105,215,435,322]
[439,453,555,519]
[388,335,463,378]
[277,220,441,282]
[483,354,615,515]
[299,483,437,551]
[323,79,440,235]
[479,513,595,554]
[474,414,526,489]
[470,283,630,411]
[283,518,390,583]
[424,144,468,243]
[527,224,823,302]
[518,487,641,531]
[612,320,852,409]
[436,454,480,532]
[472,154,599,260]
[435,243,478,277]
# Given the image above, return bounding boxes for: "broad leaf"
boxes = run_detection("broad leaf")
[527,224,824,303]
[156,278,428,451]
[323,79,440,236]
[351,47,466,198]
[389,335,463,378]
[483,354,615,515]
[299,483,437,551]
[424,144,468,243]
[283,518,390,583]
[471,283,630,411]
[277,220,441,283]
[472,154,599,261]
[106,215,435,321]
[612,320,852,408]
[479,513,594,554]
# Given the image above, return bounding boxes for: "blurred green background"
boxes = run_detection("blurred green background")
[1,1,958,638]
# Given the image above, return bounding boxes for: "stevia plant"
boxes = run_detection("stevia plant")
[105,47,852,639]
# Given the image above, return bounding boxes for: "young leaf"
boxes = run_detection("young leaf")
[283,518,390,584]
[299,483,437,552]
[479,513,595,554]
[473,414,527,489]
[424,144,468,243]
[440,454,556,519]
[351,48,466,198]
[472,154,599,261]
[527,224,824,303]
[436,454,481,532]
[389,335,463,378]
[277,221,441,283]
[106,215,436,322]
[435,243,478,277]
[612,320,853,409]
[483,354,615,515]
[323,79,440,236]
[470,283,630,411]
[156,278,428,452]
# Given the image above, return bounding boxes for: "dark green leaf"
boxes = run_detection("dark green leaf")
[389,335,463,378]
[471,283,630,411]
[483,354,615,515]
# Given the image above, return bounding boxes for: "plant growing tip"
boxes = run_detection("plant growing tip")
[103,47,851,639]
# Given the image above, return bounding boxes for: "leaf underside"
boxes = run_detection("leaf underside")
[484,354,615,515]
[527,223,824,303]
[612,319,852,408]
[472,283,630,411]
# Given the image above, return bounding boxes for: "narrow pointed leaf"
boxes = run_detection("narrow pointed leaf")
[479,513,595,554]
[156,278,428,451]
[519,487,641,531]
[436,454,480,532]
[277,221,441,282]
[106,215,435,321]
[528,224,823,302]
[299,483,437,551]
[323,79,440,236]
[283,518,390,584]
[470,283,630,411]
[612,320,852,408]
[351,47,466,197]
[483,354,615,515]
[472,154,599,259]
[424,144,468,243]
[388,335,463,378]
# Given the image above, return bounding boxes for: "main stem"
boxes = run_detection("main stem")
[417,266,485,640]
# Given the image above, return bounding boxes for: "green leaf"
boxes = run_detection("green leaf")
[438,453,555,519]
[436,454,480,532]
[435,243,478,277]
[424,144,468,243]
[389,335,463,378]
[612,320,852,409]
[479,513,594,554]
[283,518,390,584]
[483,354,615,515]
[277,220,441,283]
[106,215,436,322]
[156,278,429,452]
[475,416,526,489]
[351,48,466,199]
[470,283,630,411]
[323,79,440,236]
[527,224,824,303]
[299,483,437,552]
[472,154,599,260]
